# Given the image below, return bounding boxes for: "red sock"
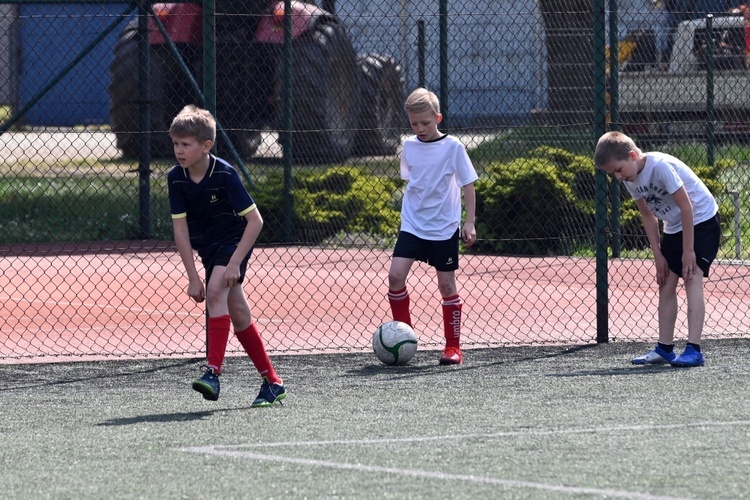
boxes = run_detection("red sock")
[388,287,412,327]
[207,315,231,374]
[442,294,462,348]
[235,322,281,384]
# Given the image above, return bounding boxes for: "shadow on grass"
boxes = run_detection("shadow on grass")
[545,365,677,377]
[97,406,255,426]
[5,359,197,391]
[345,344,604,380]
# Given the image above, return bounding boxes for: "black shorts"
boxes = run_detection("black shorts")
[660,213,720,278]
[203,246,253,284]
[393,230,459,272]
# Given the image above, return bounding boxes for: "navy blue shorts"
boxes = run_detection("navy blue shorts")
[660,213,720,278]
[393,230,459,272]
[203,246,252,284]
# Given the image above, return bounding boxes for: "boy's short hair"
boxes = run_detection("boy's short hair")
[169,105,216,143]
[594,131,639,169]
[405,87,441,115]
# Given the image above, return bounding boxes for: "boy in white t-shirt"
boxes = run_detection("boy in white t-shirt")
[595,131,720,367]
[387,88,479,365]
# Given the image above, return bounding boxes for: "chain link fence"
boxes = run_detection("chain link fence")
[1,0,749,362]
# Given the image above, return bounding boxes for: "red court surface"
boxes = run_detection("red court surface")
[2,242,749,363]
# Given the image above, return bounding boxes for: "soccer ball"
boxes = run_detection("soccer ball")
[372,321,418,365]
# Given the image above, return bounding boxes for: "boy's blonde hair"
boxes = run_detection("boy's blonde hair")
[594,131,641,169]
[169,105,216,143]
[405,87,441,115]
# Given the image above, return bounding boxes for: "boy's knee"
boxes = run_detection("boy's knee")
[388,271,407,289]
[438,284,456,297]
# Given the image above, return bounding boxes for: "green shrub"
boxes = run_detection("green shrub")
[474,147,597,256]
[251,167,400,245]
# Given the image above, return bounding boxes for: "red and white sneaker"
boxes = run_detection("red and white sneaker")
[439,346,463,365]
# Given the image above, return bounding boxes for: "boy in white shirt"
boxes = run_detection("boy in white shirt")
[387,88,478,365]
[595,131,720,367]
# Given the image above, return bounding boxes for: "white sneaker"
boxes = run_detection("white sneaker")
[631,347,676,365]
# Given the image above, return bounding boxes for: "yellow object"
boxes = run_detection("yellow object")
[605,39,638,75]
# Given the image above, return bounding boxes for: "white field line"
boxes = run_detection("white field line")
[180,421,750,499]
[192,419,750,449]
[181,448,686,500]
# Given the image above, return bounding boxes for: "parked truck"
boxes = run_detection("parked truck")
[617,14,750,142]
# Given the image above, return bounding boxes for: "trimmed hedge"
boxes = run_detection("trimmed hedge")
[251,167,401,245]
[474,147,597,256]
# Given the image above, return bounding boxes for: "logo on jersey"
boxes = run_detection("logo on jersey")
[210,194,218,204]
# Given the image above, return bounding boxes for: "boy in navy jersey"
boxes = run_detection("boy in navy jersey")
[167,105,285,405]
[387,88,478,365]
[595,131,720,367]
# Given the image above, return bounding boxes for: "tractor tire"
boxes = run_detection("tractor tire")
[285,15,360,164]
[353,54,406,157]
[109,22,197,159]
[215,39,269,161]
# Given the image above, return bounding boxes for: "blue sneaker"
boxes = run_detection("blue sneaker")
[632,345,676,365]
[192,366,220,401]
[671,345,705,367]
[251,378,286,407]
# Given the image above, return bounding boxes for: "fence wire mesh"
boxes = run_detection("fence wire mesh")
[1,0,749,362]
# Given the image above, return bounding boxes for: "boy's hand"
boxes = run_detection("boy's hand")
[682,250,697,280]
[223,264,241,288]
[654,253,669,286]
[187,278,205,303]
[461,221,477,248]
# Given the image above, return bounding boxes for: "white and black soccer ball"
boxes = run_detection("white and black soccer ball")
[372,321,418,365]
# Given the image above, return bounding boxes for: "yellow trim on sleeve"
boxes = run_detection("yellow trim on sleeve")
[237,203,257,217]
[171,212,187,219]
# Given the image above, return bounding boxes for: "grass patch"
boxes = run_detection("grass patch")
[0,170,173,243]
[468,125,595,167]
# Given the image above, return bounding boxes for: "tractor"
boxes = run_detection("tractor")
[109,0,405,163]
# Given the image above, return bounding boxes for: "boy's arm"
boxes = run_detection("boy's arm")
[172,217,205,303]
[222,206,264,287]
[672,186,697,279]
[461,183,477,247]
[635,198,669,286]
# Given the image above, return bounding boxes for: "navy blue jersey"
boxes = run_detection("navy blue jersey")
[168,155,256,260]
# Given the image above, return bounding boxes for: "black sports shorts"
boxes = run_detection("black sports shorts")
[660,213,720,278]
[393,229,460,272]
[203,245,253,284]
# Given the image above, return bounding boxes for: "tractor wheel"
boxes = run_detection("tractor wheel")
[353,54,406,157]
[285,15,360,164]
[215,40,269,161]
[109,22,196,159]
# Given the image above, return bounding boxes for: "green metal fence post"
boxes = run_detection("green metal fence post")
[706,14,716,166]
[594,0,609,343]
[608,0,621,258]
[439,0,449,131]
[202,0,216,119]
[137,0,152,239]
[417,20,426,89]
[281,0,294,243]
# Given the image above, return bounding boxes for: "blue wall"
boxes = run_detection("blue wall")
[18,4,130,126]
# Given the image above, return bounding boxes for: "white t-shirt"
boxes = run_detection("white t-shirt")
[399,134,479,240]
[623,152,718,234]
